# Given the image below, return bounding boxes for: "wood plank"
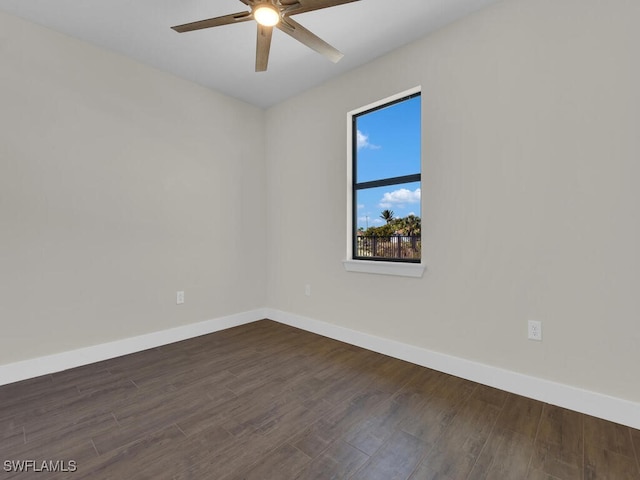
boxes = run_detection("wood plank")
[0,417,24,451]
[632,429,640,475]
[77,424,185,479]
[529,404,584,479]
[584,415,640,479]
[414,394,502,479]
[294,439,369,479]
[345,397,416,456]
[350,430,428,480]
[468,428,534,480]
[228,443,311,480]
[525,469,564,480]
[494,393,543,438]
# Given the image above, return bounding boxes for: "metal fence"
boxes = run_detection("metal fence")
[355,235,421,260]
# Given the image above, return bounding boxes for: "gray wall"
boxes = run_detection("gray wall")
[0,11,267,363]
[265,0,640,403]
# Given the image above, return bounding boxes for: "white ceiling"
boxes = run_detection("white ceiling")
[0,0,501,108]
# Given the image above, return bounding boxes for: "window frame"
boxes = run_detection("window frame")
[343,87,425,278]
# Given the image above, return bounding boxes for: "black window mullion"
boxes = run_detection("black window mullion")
[355,173,421,191]
[352,115,359,259]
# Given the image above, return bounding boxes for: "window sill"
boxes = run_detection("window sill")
[342,260,425,278]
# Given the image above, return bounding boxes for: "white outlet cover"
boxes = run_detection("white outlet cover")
[528,320,542,341]
[176,291,185,305]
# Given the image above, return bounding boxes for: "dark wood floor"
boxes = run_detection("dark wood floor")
[1,320,639,479]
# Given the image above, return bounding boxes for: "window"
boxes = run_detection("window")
[344,88,423,277]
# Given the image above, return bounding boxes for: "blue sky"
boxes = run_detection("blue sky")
[355,95,421,230]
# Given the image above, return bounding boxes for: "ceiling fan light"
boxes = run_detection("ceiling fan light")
[254,5,280,27]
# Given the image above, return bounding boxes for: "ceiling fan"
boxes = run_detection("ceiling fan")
[171,0,360,72]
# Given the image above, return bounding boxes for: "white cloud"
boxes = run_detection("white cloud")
[357,204,365,210]
[379,188,421,208]
[356,130,380,151]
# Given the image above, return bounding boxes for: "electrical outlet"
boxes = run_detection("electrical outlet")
[304,284,311,296]
[528,320,542,341]
[176,291,185,305]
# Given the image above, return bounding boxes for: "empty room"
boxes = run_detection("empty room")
[1,0,639,478]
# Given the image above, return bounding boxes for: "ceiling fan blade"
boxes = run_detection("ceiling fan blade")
[255,24,273,72]
[282,0,360,16]
[171,11,252,33]
[277,17,343,63]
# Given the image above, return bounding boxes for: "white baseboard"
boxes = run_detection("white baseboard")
[2,307,638,430]
[0,309,266,387]
[265,308,640,430]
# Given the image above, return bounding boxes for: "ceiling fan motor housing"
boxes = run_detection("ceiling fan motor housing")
[253,2,282,27]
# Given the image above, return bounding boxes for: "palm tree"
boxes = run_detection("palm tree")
[380,209,395,224]
[403,214,421,236]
